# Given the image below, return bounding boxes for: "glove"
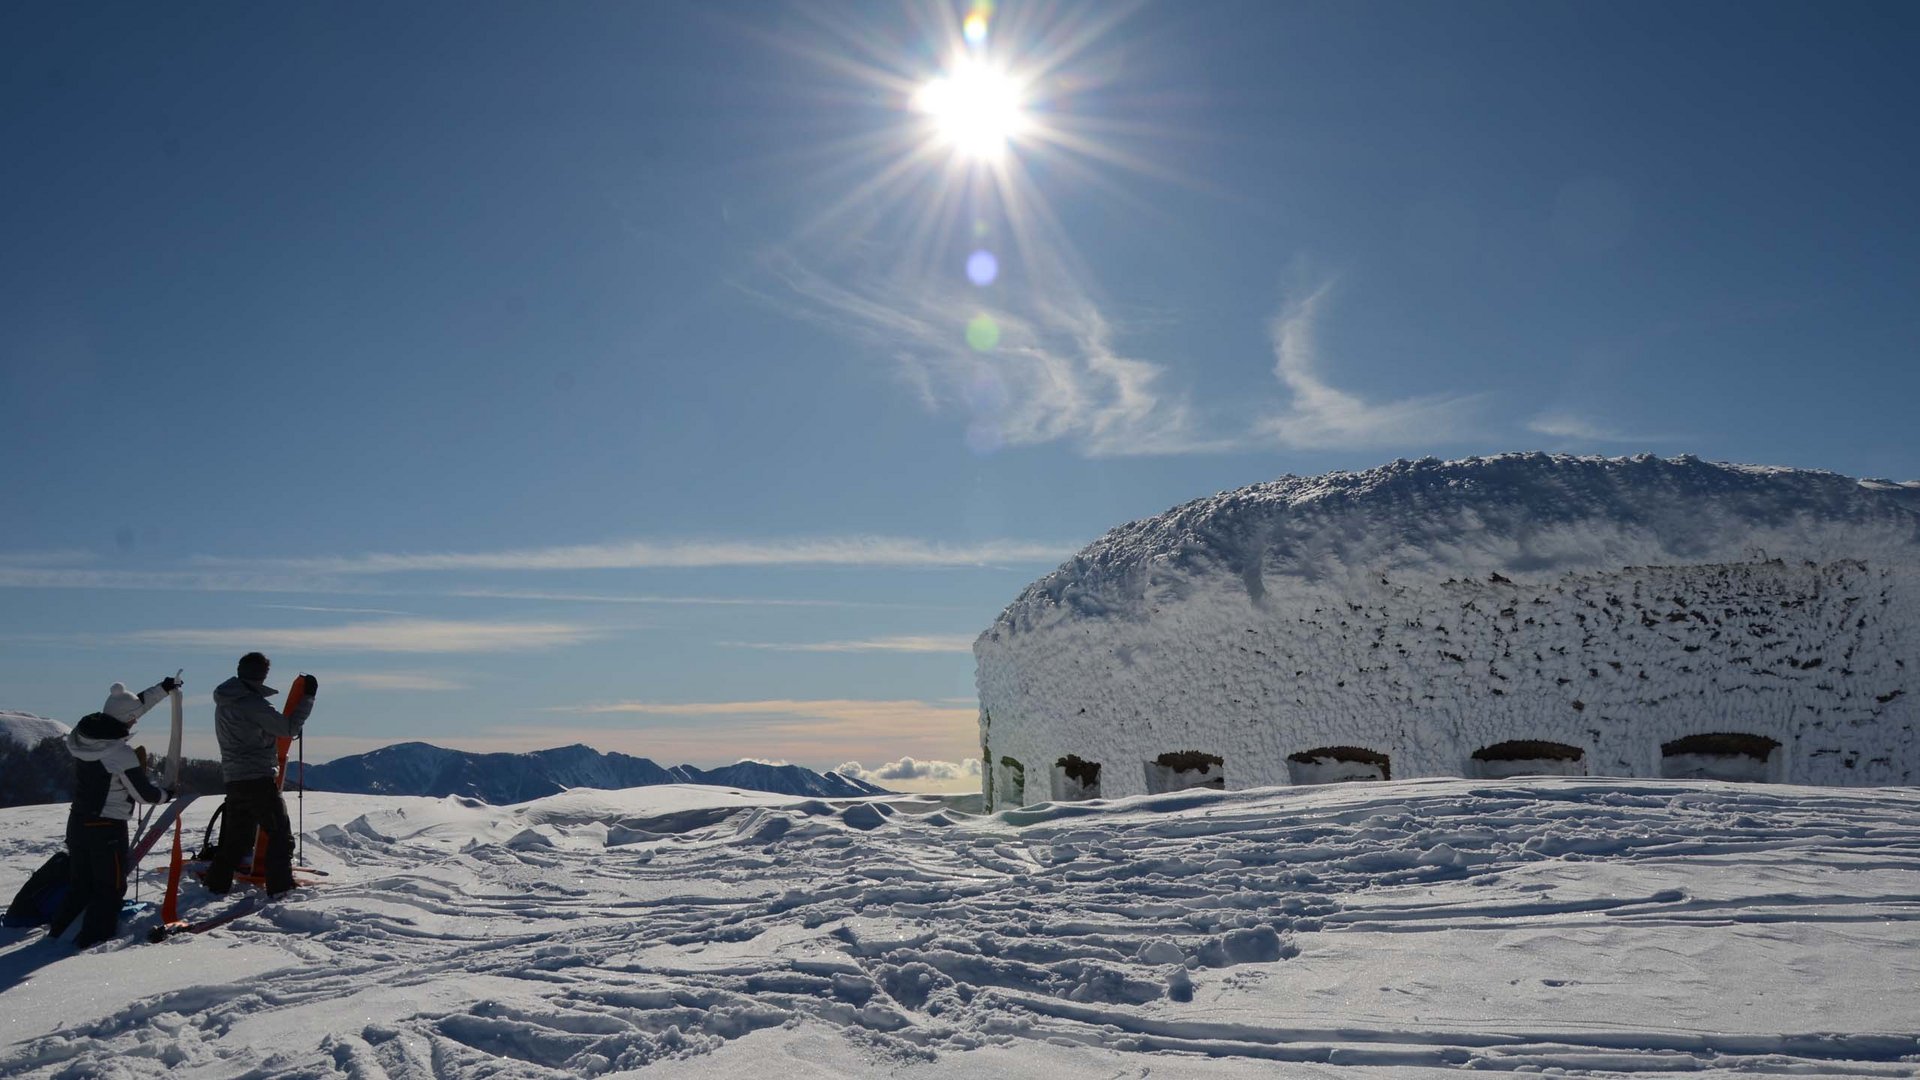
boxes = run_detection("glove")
[160,676,182,694]
[299,673,318,697]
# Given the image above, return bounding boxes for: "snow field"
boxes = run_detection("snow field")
[1,778,1918,1077]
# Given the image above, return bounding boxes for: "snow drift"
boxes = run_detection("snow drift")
[2,779,1916,1076]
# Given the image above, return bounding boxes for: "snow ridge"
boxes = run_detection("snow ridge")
[0,711,67,752]
[990,453,1920,633]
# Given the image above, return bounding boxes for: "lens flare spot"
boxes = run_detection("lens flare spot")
[966,314,1001,351]
[963,11,990,47]
[966,250,999,286]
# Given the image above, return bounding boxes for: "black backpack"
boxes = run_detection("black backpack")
[4,851,71,928]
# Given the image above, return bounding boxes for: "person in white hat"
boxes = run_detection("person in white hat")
[48,675,180,947]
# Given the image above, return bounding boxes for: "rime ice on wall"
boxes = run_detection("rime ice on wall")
[976,454,1920,804]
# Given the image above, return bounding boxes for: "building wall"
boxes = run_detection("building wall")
[977,558,1919,805]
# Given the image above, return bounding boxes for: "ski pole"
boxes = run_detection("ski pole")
[297,732,305,866]
[132,802,155,902]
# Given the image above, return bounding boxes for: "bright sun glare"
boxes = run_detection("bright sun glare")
[916,56,1029,162]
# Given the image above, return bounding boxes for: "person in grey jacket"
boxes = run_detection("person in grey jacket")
[49,678,176,947]
[201,652,316,897]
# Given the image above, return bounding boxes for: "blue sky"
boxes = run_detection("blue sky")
[3,2,1916,789]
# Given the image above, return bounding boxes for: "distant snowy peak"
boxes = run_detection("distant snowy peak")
[992,453,1920,632]
[0,710,68,751]
[299,742,889,803]
[686,760,890,798]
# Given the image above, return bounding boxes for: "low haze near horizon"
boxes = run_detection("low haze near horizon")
[4,2,1915,791]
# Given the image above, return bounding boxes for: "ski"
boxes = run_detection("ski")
[128,794,198,867]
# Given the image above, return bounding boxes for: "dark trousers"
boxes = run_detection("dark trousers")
[49,816,128,948]
[203,777,294,894]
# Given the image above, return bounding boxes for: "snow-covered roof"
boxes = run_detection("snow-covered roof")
[988,453,1920,636]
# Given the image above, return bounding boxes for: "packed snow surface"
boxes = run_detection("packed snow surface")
[4,778,1919,1077]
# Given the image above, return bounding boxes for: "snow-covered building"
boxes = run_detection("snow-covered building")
[975,454,1920,807]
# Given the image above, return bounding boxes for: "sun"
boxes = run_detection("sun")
[915,55,1030,163]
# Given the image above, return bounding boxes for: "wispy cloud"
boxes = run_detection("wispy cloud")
[223,536,1072,575]
[556,698,972,724]
[124,617,601,654]
[720,634,976,654]
[769,251,1489,457]
[1526,411,1668,445]
[447,588,961,610]
[254,603,416,616]
[1254,279,1484,449]
[763,254,1233,457]
[0,566,350,594]
[328,670,469,691]
[0,549,99,568]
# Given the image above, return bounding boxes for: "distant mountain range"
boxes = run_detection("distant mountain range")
[0,712,891,806]
[293,741,891,803]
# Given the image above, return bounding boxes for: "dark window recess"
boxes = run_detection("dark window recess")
[1468,739,1586,779]
[1052,755,1102,801]
[1288,746,1391,778]
[1660,733,1781,760]
[1287,745,1391,784]
[1659,732,1781,783]
[1144,751,1224,794]
[1057,755,1101,786]
[1156,751,1223,773]
[1472,740,1585,762]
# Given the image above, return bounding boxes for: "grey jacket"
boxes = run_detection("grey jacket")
[214,676,313,783]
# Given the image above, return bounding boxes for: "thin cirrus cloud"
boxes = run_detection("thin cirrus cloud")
[0,565,348,594]
[447,588,963,611]
[767,251,1487,458]
[123,617,600,654]
[719,635,976,654]
[555,698,974,725]
[1253,278,1484,449]
[0,549,99,568]
[327,671,469,692]
[763,253,1231,458]
[254,603,417,616]
[224,536,1075,575]
[1526,411,1669,445]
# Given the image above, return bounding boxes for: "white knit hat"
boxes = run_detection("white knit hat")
[101,682,143,724]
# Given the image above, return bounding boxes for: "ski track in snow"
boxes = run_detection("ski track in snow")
[3,779,1919,1078]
